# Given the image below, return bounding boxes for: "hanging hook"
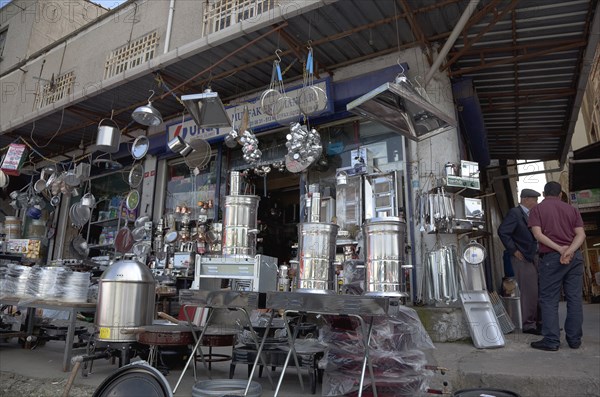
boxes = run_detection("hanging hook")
[275,49,282,63]
[306,40,313,51]
[397,58,405,75]
[147,90,156,103]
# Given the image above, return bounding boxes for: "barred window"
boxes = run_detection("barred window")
[203,0,276,36]
[104,31,159,79]
[34,71,76,109]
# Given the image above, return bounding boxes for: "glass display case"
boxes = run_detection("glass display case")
[83,169,139,254]
[165,155,224,223]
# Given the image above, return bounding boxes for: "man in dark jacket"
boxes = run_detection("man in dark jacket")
[498,188,541,334]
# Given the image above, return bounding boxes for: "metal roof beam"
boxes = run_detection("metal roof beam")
[399,0,433,64]
[449,40,587,76]
[443,0,519,72]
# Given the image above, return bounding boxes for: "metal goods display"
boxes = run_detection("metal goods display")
[95,259,156,342]
[421,245,461,304]
[363,217,407,296]
[296,222,338,292]
[222,195,260,257]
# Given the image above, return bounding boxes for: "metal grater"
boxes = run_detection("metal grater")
[488,291,516,334]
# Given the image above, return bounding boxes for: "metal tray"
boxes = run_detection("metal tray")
[459,290,505,349]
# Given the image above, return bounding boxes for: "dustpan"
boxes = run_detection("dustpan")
[459,290,505,348]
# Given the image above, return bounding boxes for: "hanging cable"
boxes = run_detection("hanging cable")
[30,107,65,148]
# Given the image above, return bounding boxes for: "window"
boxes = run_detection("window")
[104,31,159,79]
[34,71,76,109]
[0,27,7,59]
[203,0,276,36]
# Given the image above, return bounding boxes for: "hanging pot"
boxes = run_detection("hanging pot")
[96,119,121,154]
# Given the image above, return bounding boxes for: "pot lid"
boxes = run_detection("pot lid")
[131,135,150,160]
[92,361,172,397]
[101,259,155,282]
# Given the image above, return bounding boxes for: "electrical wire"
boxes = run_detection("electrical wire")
[30,107,65,148]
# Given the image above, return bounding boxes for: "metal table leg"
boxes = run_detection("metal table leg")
[245,309,275,393]
[274,310,305,396]
[63,307,77,372]
[173,308,216,393]
[354,314,377,397]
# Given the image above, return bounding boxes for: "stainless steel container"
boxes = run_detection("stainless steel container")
[95,259,156,342]
[229,171,241,195]
[95,119,121,154]
[363,217,407,296]
[296,222,339,293]
[222,195,260,257]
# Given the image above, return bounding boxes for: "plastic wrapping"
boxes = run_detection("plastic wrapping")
[341,260,365,295]
[320,305,434,396]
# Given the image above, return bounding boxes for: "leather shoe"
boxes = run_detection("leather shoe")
[531,340,558,351]
[568,341,581,349]
[522,328,542,335]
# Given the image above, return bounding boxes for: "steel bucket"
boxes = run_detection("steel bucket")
[222,195,260,257]
[296,222,338,293]
[363,217,407,296]
[96,119,121,154]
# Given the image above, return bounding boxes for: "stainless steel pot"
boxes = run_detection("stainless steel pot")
[95,259,156,342]
[296,222,338,293]
[222,195,260,257]
[363,217,407,297]
[96,119,121,154]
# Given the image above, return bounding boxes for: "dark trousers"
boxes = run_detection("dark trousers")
[538,251,584,347]
[510,255,538,330]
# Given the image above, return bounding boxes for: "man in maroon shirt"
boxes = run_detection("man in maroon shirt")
[528,181,586,351]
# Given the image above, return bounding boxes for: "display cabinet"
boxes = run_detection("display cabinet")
[84,170,139,255]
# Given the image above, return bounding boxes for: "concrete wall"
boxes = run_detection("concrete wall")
[0,0,107,72]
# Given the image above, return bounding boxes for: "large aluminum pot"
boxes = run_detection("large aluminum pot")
[363,217,407,297]
[296,222,338,293]
[95,119,121,154]
[95,259,156,342]
[222,195,260,257]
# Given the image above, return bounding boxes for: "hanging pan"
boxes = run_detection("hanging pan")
[131,135,150,160]
[114,224,135,254]
[128,164,144,188]
[125,190,140,211]
[70,203,91,229]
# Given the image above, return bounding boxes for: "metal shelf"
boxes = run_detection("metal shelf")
[89,217,119,226]
[88,243,114,250]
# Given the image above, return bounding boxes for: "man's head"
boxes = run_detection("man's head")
[520,188,540,209]
[543,181,562,197]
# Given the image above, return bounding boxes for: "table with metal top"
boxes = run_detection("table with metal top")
[265,291,400,397]
[173,289,275,394]
[0,297,97,371]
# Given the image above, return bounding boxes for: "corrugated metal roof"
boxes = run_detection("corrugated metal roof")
[1,0,597,165]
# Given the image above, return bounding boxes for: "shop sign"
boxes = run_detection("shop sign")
[166,78,332,145]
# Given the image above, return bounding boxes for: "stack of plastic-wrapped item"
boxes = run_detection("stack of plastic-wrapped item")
[319,305,435,397]
[2,263,90,302]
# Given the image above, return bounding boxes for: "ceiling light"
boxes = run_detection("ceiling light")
[181,88,231,129]
[346,76,456,141]
[132,90,163,126]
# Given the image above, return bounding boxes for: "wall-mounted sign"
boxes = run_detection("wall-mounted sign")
[166,78,332,146]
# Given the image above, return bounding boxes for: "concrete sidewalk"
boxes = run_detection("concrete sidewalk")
[1,301,598,397]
